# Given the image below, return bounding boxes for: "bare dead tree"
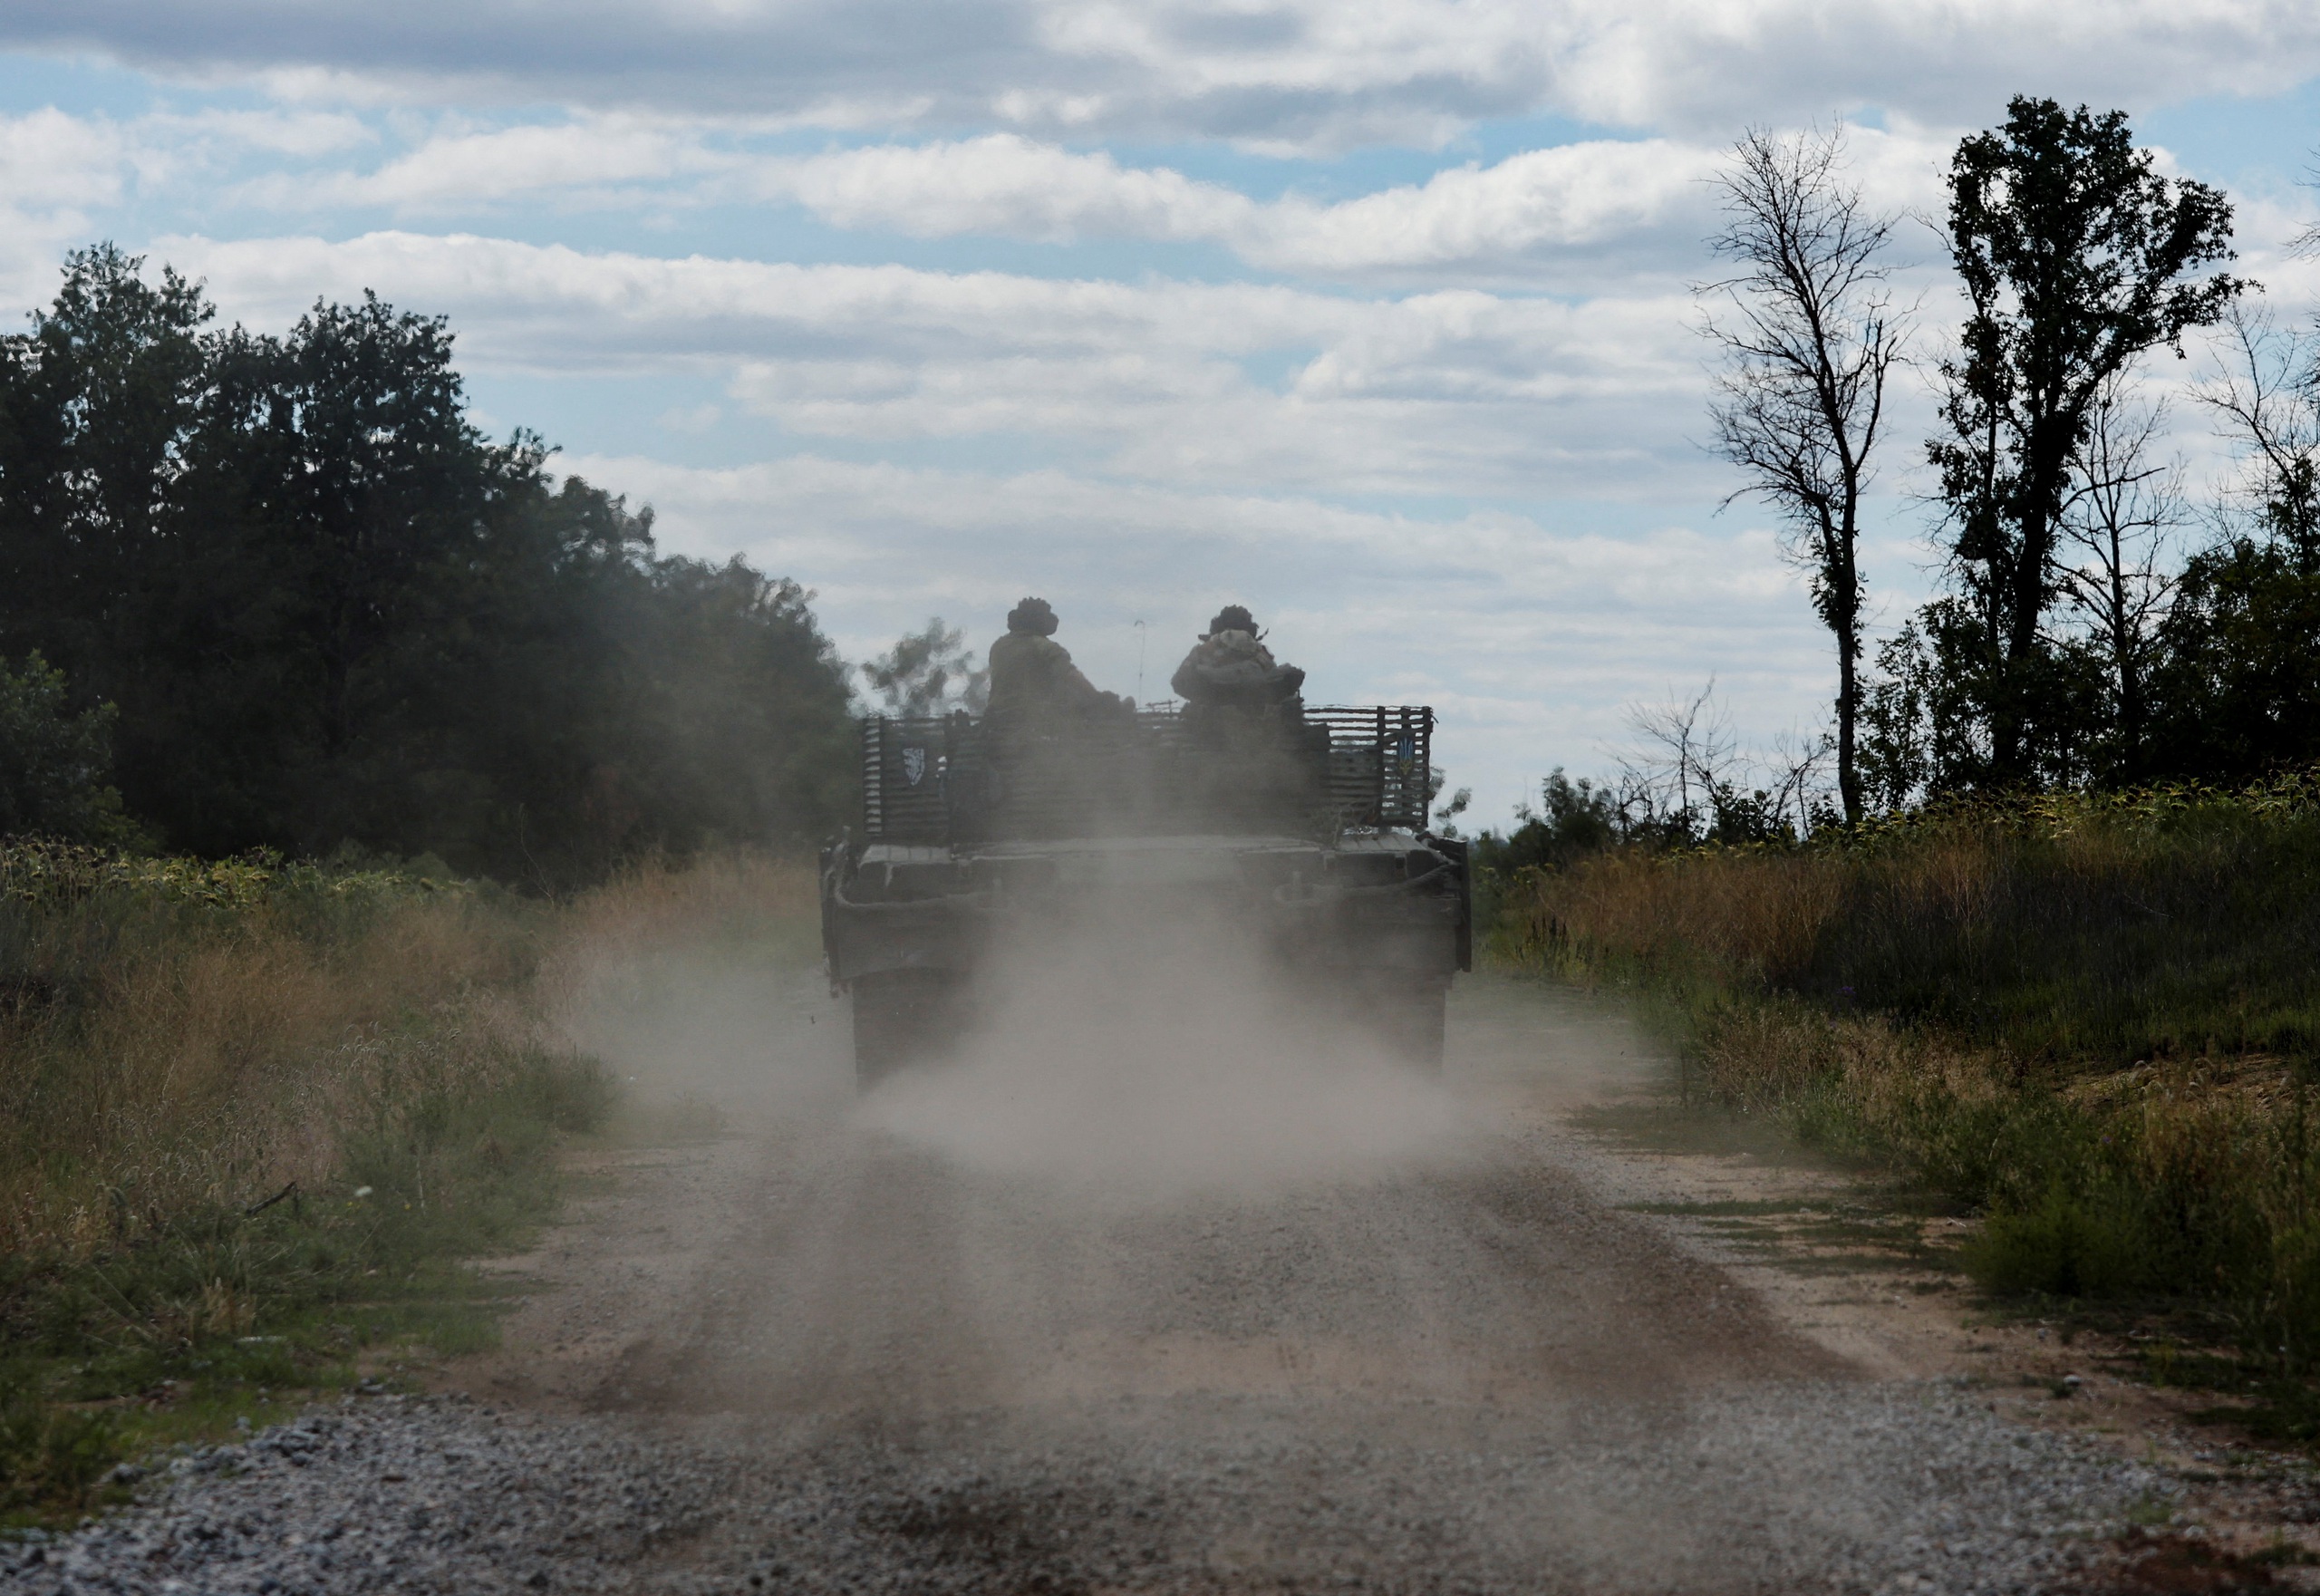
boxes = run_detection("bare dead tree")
[1621,680,1735,833]
[1698,123,1908,824]
[1619,681,1835,842]
[1764,724,1836,831]
[2199,302,2320,561]
[2054,375,2185,775]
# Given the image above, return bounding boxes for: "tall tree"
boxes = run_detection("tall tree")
[264,295,500,764]
[0,245,210,696]
[0,247,860,878]
[1928,97,2240,785]
[1698,124,1903,823]
[150,296,527,852]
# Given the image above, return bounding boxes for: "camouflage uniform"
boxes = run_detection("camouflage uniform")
[1170,627,1305,706]
[1169,613,1318,822]
[987,630,1112,719]
[971,601,1131,836]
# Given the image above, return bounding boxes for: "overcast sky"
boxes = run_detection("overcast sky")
[3,5,2316,825]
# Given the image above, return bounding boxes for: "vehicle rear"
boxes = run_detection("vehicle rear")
[820,704,1469,1087]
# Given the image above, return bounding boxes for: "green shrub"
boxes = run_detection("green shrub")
[0,653,141,849]
[1963,1186,2148,1298]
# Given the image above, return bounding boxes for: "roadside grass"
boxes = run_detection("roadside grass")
[1496,781,2320,1434]
[0,842,812,1527]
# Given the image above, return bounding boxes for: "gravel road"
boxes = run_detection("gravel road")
[5,967,2210,1595]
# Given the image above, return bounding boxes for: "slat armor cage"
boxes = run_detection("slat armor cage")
[860,704,1434,845]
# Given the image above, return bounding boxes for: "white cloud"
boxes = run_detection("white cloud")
[0,107,126,211]
[748,131,1733,276]
[246,115,729,211]
[1250,140,1723,270]
[657,401,724,433]
[158,228,1339,359]
[155,229,1717,495]
[0,105,380,301]
[768,133,1256,243]
[226,120,1958,287]
[154,107,373,158]
[762,121,1962,281]
[7,0,2320,149]
[0,109,132,303]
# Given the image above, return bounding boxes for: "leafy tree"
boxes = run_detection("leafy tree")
[0,653,137,845]
[140,295,527,856]
[1927,97,2240,785]
[1855,624,1936,811]
[1858,595,2109,805]
[2147,537,2320,778]
[1699,124,1905,824]
[1472,769,1623,876]
[0,247,859,882]
[263,295,498,764]
[0,245,209,701]
[621,555,858,868]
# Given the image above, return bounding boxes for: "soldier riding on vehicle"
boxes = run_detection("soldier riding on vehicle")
[978,596,1135,832]
[987,596,1130,724]
[1170,605,1320,823]
[1170,605,1305,707]
[822,593,1467,1087]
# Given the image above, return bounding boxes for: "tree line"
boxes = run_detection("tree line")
[1698,96,2319,825]
[0,245,857,885]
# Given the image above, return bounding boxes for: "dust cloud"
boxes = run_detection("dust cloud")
[546,880,1473,1215]
[557,933,853,1136]
[450,885,2157,1596]
[857,904,1470,1204]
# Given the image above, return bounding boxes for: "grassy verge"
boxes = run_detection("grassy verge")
[0,842,807,1526]
[1497,781,2320,1427]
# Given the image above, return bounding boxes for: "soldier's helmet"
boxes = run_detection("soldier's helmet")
[1206,605,1258,637]
[1007,596,1059,635]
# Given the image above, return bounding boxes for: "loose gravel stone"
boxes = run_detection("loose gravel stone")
[4,1382,2178,1595]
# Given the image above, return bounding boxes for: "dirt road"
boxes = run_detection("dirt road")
[15,971,2220,1595]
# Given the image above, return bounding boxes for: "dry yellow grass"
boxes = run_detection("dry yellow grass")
[542,849,815,1009]
[0,848,812,1262]
[2,897,516,1258]
[1509,847,1845,985]
[0,846,825,1523]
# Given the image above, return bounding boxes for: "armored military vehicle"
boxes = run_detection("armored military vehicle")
[818,701,1471,1087]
